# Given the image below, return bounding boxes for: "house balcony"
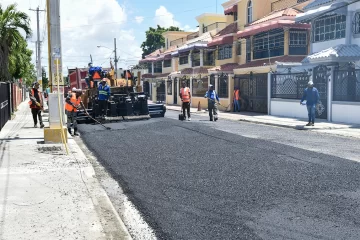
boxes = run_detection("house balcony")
[203,22,227,34]
[170,37,186,47]
[187,32,199,41]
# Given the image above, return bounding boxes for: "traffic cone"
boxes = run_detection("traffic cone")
[197,101,202,111]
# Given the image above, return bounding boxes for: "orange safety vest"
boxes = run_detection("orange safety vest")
[65,93,81,112]
[180,87,190,102]
[28,89,43,109]
[234,89,240,100]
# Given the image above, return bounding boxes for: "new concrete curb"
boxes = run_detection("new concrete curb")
[68,136,133,240]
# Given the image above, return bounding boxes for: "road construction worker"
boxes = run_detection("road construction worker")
[204,84,219,121]
[179,81,191,121]
[65,88,83,136]
[28,82,44,128]
[98,78,111,117]
[233,87,241,112]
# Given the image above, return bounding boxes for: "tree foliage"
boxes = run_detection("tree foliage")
[140,25,182,59]
[0,3,33,82]
[42,67,48,89]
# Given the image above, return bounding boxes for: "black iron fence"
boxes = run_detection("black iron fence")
[271,72,309,99]
[0,82,11,131]
[333,65,360,102]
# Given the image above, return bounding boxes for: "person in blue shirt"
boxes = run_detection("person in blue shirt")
[204,84,220,121]
[98,78,111,117]
[300,80,320,126]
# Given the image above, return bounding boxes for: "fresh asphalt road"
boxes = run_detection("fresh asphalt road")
[78,111,360,240]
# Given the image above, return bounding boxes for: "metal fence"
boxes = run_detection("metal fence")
[0,82,11,131]
[271,72,309,99]
[333,65,360,102]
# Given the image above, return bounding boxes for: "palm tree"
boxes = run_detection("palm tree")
[0,3,32,81]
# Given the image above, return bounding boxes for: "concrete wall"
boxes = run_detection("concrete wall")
[270,99,308,119]
[312,38,345,54]
[332,102,360,124]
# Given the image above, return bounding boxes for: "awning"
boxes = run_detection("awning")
[164,54,172,60]
[295,2,348,23]
[139,58,157,63]
[208,35,234,47]
[302,44,360,64]
[237,19,310,38]
[224,5,237,15]
[178,43,208,53]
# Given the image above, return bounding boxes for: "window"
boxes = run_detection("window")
[247,1,252,24]
[210,74,215,86]
[289,30,308,55]
[154,61,162,73]
[192,77,208,97]
[236,41,241,55]
[164,60,171,68]
[234,12,238,22]
[203,50,215,66]
[253,29,284,59]
[218,45,232,60]
[353,12,360,34]
[192,50,200,67]
[313,15,346,42]
[217,74,228,98]
[179,54,188,65]
[147,63,152,73]
[246,38,251,62]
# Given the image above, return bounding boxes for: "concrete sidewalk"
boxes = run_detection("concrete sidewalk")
[165,104,360,139]
[0,101,132,240]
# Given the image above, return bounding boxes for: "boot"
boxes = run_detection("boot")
[40,122,44,128]
[311,122,314,126]
[34,124,38,128]
[306,122,311,126]
[73,128,80,136]
[68,128,72,135]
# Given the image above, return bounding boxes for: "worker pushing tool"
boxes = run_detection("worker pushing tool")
[65,88,84,136]
[179,81,191,121]
[98,78,111,117]
[28,82,45,128]
[204,84,220,121]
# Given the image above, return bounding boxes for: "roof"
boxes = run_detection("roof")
[303,0,335,10]
[250,8,302,25]
[208,22,237,47]
[181,67,211,75]
[302,44,360,64]
[215,22,238,37]
[186,32,212,45]
[295,1,347,23]
[236,55,306,68]
[208,63,240,72]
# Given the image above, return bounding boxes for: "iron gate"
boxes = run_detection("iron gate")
[313,65,329,119]
[0,82,11,131]
[174,77,178,104]
[143,81,150,98]
[271,72,309,99]
[156,81,166,102]
[234,73,268,113]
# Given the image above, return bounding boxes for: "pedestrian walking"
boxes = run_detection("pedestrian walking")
[204,84,219,121]
[28,82,44,128]
[180,81,191,121]
[65,88,83,136]
[233,87,241,112]
[300,80,320,126]
[98,78,111,117]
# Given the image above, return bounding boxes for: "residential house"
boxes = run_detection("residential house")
[270,0,360,124]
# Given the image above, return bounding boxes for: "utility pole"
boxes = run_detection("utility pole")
[114,38,118,79]
[30,7,45,91]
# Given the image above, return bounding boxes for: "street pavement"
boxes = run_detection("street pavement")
[78,110,360,240]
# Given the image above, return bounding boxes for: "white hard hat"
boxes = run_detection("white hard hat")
[72,87,77,91]
[308,81,314,86]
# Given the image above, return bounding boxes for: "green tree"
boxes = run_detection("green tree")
[140,25,182,59]
[0,3,32,81]
[41,67,48,89]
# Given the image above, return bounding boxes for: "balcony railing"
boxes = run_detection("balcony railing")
[170,37,185,47]
[187,32,199,41]
[203,59,215,66]
[203,22,226,33]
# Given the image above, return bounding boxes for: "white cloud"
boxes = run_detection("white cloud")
[135,16,144,24]
[1,0,142,78]
[154,6,180,28]
[183,25,199,33]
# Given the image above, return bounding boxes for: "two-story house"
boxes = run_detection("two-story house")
[269,0,360,124]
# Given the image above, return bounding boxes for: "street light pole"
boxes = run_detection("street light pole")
[114,38,118,79]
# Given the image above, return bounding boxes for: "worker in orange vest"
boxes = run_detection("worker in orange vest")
[65,88,83,136]
[233,87,241,112]
[179,81,191,121]
[28,82,44,128]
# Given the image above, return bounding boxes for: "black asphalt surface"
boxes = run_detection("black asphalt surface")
[78,111,360,240]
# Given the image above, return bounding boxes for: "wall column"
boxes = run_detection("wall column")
[229,74,234,112]
[267,72,272,115]
[284,28,289,55]
[346,11,354,45]
[328,66,334,122]
[189,50,193,67]
[214,74,219,93]
[151,62,154,75]
[200,49,204,66]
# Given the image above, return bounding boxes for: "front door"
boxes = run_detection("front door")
[174,78,178,104]
[234,73,268,113]
[313,65,328,119]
